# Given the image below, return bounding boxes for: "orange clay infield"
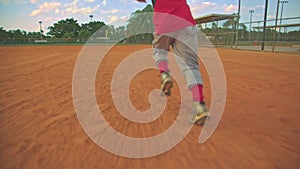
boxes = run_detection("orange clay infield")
[0,45,299,169]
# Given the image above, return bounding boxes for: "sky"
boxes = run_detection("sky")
[0,0,299,33]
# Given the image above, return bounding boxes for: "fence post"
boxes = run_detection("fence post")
[272,0,280,52]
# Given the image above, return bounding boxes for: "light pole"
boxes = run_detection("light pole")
[249,10,254,41]
[39,21,43,40]
[249,10,254,31]
[89,15,94,22]
[278,0,288,41]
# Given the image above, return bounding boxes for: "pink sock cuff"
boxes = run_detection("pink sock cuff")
[157,61,169,73]
[191,84,204,102]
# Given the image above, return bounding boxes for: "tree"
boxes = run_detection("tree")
[27,31,43,39]
[106,25,115,38]
[126,4,154,43]
[80,21,106,41]
[47,18,81,38]
[0,27,11,44]
[81,21,106,35]
[78,29,92,42]
[7,29,28,43]
[223,18,235,29]
[10,29,24,39]
[238,23,247,40]
[222,17,248,44]
[1,18,108,44]
[114,26,126,40]
[212,22,218,30]
[0,27,10,39]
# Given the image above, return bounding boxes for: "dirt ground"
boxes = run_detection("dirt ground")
[0,46,299,169]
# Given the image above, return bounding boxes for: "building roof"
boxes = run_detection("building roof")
[194,13,238,24]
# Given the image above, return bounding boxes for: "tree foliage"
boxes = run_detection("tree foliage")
[48,18,81,38]
[0,27,11,39]
[126,4,154,44]
[81,21,106,35]
[47,18,106,42]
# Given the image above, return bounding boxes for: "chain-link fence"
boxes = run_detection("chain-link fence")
[0,37,122,46]
[197,15,300,53]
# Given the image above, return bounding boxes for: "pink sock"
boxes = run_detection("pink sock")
[191,84,204,102]
[158,61,169,73]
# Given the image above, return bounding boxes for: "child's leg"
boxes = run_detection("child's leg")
[153,34,174,96]
[172,26,208,124]
[153,34,173,71]
[172,26,204,97]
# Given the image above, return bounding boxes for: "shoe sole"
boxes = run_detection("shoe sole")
[161,80,173,96]
[194,112,209,126]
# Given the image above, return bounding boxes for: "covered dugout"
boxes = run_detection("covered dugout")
[194,13,239,47]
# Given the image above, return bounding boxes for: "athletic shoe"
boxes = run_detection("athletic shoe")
[189,102,209,125]
[161,72,173,96]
